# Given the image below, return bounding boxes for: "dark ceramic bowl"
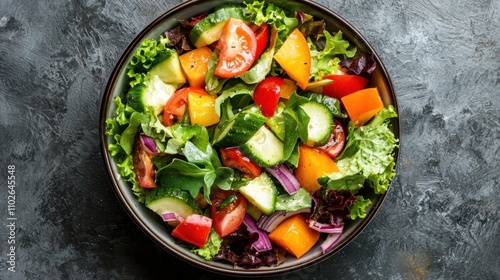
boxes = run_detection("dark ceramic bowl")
[99,0,399,277]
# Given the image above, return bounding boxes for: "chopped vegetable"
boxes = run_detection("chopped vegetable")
[294,145,339,193]
[268,214,320,258]
[341,87,384,127]
[179,46,212,88]
[187,89,220,126]
[171,214,212,247]
[274,28,311,89]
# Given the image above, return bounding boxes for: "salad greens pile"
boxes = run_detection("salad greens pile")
[105,0,398,269]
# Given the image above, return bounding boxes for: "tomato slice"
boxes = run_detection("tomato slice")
[253,76,284,117]
[210,190,248,237]
[171,214,212,248]
[132,135,156,188]
[317,119,346,158]
[215,18,257,78]
[163,87,206,126]
[321,74,369,99]
[220,147,261,179]
[253,23,269,59]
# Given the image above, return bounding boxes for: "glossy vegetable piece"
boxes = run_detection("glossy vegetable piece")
[215,18,257,78]
[294,145,339,193]
[341,87,384,127]
[274,28,311,90]
[253,77,283,117]
[268,214,320,258]
[317,119,346,159]
[162,87,190,126]
[133,135,156,188]
[179,46,212,88]
[280,78,297,99]
[253,22,269,60]
[187,89,220,126]
[321,74,368,99]
[211,190,248,237]
[219,147,261,179]
[171,214,212,248]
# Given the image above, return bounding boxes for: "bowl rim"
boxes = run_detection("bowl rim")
[99,0,400,277]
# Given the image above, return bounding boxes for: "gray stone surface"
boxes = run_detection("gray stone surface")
[0,0,498,279]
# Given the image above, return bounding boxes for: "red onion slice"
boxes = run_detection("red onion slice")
[320,227,343,254]
[256,208,310,232]
[140,135,158,154]
[265,163,301,195]
[242,215,273,252]
[309,220,344,233]
[161,212,184,227]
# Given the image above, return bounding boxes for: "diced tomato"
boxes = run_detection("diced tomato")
[210,190,247,237]
[163,87,206,126]
[253,23,269,59]
[215,18,257,78]
[317,119,346,158]
[321,74,369,99]
[220,147,261,179]
[253,76,284,117]
[171,214,212,248]
[132,135,156,188]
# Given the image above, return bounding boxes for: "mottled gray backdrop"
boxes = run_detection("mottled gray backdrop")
[0,0,498,279]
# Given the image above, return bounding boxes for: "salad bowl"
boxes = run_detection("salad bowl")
[100,0,399,276]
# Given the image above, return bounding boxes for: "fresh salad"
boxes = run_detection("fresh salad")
[105,1,398,269]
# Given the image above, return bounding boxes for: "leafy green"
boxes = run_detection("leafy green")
[214,83,255,116]
[349,196,372,220]
[244,1,298,45]
[192,229,223,260]
[127,37,170,87]
[327,106,398,194]
[205,50,228,94]
[309,30,357,80]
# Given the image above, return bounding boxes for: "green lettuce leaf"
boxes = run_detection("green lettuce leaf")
[349,196,372,220]
[127,37,170,87]
[192,229,223,260]
[329,106,398,194]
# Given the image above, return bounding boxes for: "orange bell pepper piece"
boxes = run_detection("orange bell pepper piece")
[294,145,339,193]
[341,87,384,127]
[179,47,212,88]
[274,29,311,90]
[268,214,320,258]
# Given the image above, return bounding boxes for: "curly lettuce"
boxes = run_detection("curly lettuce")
[126,37,170,87]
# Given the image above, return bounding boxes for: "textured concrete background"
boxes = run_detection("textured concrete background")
[0,0,499,279]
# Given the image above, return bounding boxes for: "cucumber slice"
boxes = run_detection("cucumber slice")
[240,126,284,167]
[300,101,333,147]
[238,173,277,216]
[189,5,246,48]
[265,102,286,141]
[147,49,186,88]
[213,106,267,147]
[126,75,176,114]
[146,187,198,220]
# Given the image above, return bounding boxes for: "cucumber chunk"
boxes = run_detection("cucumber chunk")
[213,106,267,147]
[126,75,176,114]
[238,173,277,216]
[189,5,247,48]
[240,126,284,167]
[147,49,186,88]
[146,187,198,220]
[300,101,333,147]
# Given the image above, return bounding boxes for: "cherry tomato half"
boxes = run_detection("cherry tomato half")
[210,190,248,237]
[132,136,156,189]
[317,119,346,158]
[321,74,369,99]
[163,87,206,126]
[171,214,212,248]
[220,147,261,179]
[215,18,257,78]
[253,76,284,117]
